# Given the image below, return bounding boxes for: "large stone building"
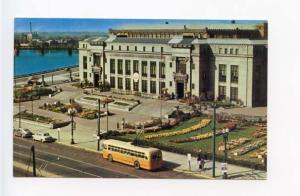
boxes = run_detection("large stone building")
[79,22,267,107]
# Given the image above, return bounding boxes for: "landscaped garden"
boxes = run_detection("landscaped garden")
[112,115,267,170]
[39,100,112,120]
[14,110,69,127]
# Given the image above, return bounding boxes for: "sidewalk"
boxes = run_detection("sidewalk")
[13,120,266,180]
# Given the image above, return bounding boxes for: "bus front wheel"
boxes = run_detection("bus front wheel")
[108,154,113,162]
[134,161,140,169]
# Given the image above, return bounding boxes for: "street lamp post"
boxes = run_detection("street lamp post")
[68,107,77,145]
[31,95,34,120]
[106,99,109,132]
[97,99,101,151]
[19,96,21,128]
[222,128,229,179]
[212,102,217,178]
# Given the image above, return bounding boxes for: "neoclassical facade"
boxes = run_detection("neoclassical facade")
[79,23,267,107]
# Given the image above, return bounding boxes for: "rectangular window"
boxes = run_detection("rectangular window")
[133,60,139,73]
[117,59,123,75]
[111,45,114,50]
[127,46,129,51]
[230,87,238,101]
[135,46,137,51]
[225,48,228,54]
[110,77,115,88]
[192,83,195,89]
[133,81,139,91]
[83,72,87,79]
[161,47,164,53]
[160,82,165,94]
[231,65,239,83]
[230,48,233,54]
[218,86,226,100]
[118,77,123,89]
[219,64,226,82]
[219,48,222,54]
[150,61,156,77]
[150,81,156,94]
[169,81,172,87]
[142,61,147,77]
[125,60,131,75]
[142,80,147,92]
[125,78,131,90]
[83,56,87,69]
[110,59,115,74]
[235,49,239,55]
[191,64,195,70]
[119,45,121,50]
[170,62,172,68]
[160,62,165,78]
[89,57,91,62]
[143,46,146,52]
[152,46,155,52]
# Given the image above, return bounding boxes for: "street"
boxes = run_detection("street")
[13,137,199,179]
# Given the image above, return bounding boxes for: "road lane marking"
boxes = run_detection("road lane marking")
[14,151,103,178]
[13,161,61,177]
[14,143,138,178]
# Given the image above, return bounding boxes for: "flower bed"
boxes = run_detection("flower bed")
[144,119,211,139]
[218,137,251,151]
[233,139,267,156]
[252,127,267,138]
[249,147,267,158]
[39,101,108,120]
[170,128,227,143]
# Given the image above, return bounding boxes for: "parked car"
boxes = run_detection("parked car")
[13,128,33,138]
[33,132,54,143]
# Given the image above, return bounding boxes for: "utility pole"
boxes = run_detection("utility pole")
[97,99,101,151]
[31,145,36,177]
[212,103,216,178]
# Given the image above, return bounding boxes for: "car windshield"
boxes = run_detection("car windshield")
[44,133,50,136]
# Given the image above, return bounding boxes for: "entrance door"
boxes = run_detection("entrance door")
[94,73,99,87]
[176,82,184,99]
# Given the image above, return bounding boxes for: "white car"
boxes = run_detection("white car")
[33,132,54,143]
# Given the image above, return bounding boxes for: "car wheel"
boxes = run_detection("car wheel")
[134,161,140,169]
[41,139,45,143]
[108,154,113,162]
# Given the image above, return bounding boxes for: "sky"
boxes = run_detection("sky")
[14,18,265,33]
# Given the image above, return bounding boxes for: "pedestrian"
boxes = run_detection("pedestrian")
[197,150,203,170]
[200,158,205,171]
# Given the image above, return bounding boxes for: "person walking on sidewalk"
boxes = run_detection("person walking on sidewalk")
[200,158,205,171]
[197,149,203,170]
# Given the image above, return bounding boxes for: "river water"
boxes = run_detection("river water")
[15,49,79,76]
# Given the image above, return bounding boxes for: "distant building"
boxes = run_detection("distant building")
[79,22,267,107]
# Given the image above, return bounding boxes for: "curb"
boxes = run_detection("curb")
[173,168,215,179]
[15,119,50,128]
[56,141,103,155]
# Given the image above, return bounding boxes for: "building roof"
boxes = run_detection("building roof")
[83,36,107,44]
[115,23,261,31]
[110,37,171,44]
[192,38,268,45]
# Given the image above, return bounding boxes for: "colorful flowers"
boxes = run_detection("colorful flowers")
[144,119,211,139]
[218,138,251,151]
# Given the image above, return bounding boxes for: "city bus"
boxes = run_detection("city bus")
[102,139,163,171]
